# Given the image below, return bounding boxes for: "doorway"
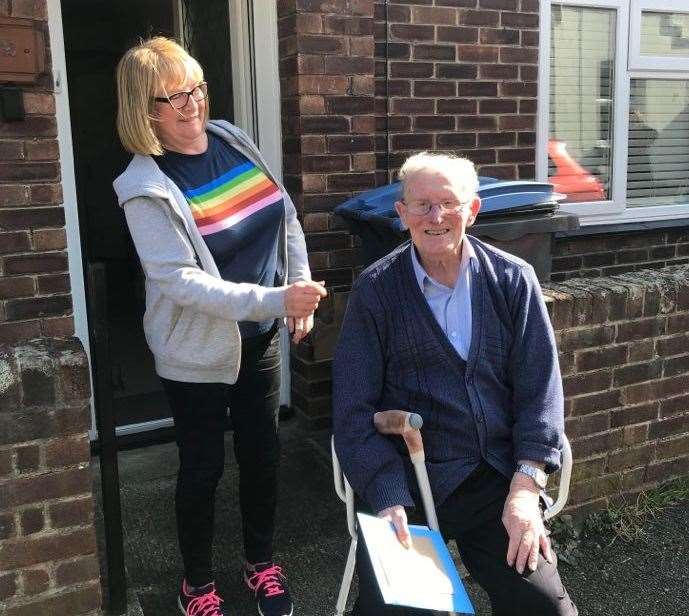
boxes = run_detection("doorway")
[60,0,239,435]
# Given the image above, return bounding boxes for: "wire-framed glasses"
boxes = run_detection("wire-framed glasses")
[401,199,466,216]
[154,82,208,110]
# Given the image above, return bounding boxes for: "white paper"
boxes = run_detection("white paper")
[357,513,474,613]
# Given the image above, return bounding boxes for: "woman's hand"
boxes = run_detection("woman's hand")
[288,313,314,344]
[284,280,327,318]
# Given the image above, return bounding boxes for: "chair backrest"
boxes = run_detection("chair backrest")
[543,435,573,521]
[332,436,357,538]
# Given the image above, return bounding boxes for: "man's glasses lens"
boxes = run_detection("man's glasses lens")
[406,201,463,215]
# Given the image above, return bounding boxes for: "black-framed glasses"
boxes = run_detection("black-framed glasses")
[154,82,208,110]
[401,199,466,216]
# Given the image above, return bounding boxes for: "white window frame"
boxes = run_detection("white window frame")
[629,0,689,72]
[538,0,689,225]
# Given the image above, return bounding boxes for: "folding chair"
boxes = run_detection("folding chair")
[332,411,573,616]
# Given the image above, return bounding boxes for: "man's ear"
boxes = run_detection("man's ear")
[394,201,408,230]
[467,196,481,226]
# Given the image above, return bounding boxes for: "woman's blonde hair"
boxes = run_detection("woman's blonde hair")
[116,37,208,156]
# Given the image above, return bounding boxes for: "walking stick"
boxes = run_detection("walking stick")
[373,410,457,615]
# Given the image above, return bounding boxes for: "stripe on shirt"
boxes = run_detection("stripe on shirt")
[184,162,282,236]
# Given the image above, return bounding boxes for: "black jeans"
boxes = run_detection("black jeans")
[353,462,578,616]
[161,326,281,586]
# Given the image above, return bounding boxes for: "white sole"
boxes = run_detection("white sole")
[257,605,293,616]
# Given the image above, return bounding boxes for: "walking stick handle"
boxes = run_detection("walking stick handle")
[373,410,423,433]
[373,410,424,458]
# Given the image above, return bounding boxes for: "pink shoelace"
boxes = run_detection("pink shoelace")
[182,581,224,616]
[245,564,286,598]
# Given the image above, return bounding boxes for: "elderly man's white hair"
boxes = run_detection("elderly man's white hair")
[398,152,479,204]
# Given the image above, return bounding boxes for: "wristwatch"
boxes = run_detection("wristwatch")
[516,463,548,490]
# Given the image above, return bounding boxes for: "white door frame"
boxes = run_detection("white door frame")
[47,0,286,437]
[46,0,97,438]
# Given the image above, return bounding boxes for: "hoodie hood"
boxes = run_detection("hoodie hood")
[113,153,171,206]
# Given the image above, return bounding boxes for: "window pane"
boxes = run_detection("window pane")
[641,11,689,58]
[549,6,615,203]
[627,80,689,208]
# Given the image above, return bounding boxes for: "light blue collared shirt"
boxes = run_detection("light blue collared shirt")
[410,239,476,361]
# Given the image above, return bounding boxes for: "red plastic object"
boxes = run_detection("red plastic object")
[548,139,606,203]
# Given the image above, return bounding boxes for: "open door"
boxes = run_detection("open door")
[58,0,256,440]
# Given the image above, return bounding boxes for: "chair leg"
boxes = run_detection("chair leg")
[335,537,358,616]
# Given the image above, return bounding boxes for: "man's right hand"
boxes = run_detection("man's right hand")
[378,505,412,549]
[284,280,327,318]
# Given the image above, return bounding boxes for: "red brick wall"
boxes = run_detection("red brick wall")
[0,0,74,345]
[544,266,689,511]
[0,338,101,616]
[553,226,689,282]
[373,0,539,182]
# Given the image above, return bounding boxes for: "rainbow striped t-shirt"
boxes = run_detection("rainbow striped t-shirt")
[155,132,284,337]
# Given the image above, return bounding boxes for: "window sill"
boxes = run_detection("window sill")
[555,216,689,239]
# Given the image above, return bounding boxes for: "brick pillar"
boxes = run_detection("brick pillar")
[0,338,102,616]
[0,0,74,345]
[277,0,377,425]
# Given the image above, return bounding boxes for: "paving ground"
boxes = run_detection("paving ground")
[93,420,689,616]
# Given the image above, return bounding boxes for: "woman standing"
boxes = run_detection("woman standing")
[113,37,325,616]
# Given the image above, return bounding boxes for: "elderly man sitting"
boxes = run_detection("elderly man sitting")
[332,152,578,616]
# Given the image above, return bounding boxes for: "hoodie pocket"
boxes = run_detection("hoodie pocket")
[159,308,239,370]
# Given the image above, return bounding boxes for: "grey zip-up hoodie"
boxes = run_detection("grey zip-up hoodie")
[113,120,311,384]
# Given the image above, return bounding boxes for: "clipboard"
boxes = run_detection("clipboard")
[357,513,475,613]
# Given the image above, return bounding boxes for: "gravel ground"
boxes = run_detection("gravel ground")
[100,424,689,615]
[556,499,689,616]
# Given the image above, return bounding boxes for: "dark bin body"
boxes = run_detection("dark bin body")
[334,179,579,281]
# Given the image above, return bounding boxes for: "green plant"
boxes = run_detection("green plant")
[548,476,689,563]
[548,513,584,566]
[586,477,689,546]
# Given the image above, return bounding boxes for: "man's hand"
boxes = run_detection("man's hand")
[378,505,412,549]
[502,473,553,574]
[287,313,314,344]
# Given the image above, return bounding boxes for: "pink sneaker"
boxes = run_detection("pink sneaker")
[178,579,229,616]
[242,562,293,616]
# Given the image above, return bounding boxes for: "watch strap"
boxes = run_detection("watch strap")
[516,463,548,489]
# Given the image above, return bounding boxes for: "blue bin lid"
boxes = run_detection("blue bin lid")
[335,177,558,233]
